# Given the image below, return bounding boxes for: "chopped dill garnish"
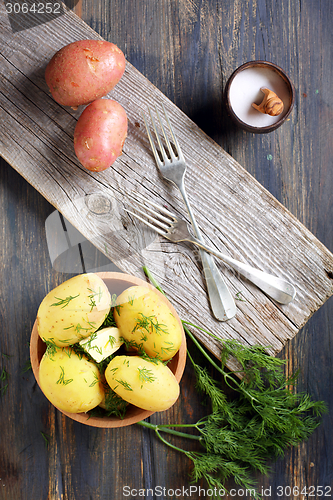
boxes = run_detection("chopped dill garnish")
[51,294,80,308]
[103,389,128,418]
[81,331,102,355]
[88,372,99,387]
[121,337,143,352]
[119,337,163,364]
[88,386,128,419]
[108,367,119,374]
[160,343,176,356]
[44,339,58,359]
[58,338,74,344]
[108,335,116,348]
[114,302,122,316]
[101,307,117,328]
[128,294,135,306]
[138,367,156,383]
[235,291,246,301]
[87,287,103,311]
[132,313,168,336]
[96,353,116,374]
[56,366,73,386]
[115,379,133,391]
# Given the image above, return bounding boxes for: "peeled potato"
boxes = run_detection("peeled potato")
[39,346,104,413]
[105,355,180,412]
[37,273,111,347]
[114,286,183,361]
[45,39,126,107]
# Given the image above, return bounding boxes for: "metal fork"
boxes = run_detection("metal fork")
[126,195,296,304]
[142,104,237,321]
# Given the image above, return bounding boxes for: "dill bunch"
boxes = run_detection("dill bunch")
[138,267,327,499]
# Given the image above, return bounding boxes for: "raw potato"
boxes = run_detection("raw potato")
[39,346,104,413]
[114,286,183,361]
[45,39,126,107]
[105,355,180,412]
[74,99,127,172]
[37,273,111,347]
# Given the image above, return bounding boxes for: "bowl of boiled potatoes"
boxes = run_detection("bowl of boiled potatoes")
[30,272,187,427]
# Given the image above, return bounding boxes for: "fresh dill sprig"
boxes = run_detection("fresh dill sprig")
[89,386,128,419]
[140,266,327,500]
[43,339,59,360]
[101,304,117,328]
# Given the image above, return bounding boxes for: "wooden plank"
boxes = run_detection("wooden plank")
[1,4,333,364]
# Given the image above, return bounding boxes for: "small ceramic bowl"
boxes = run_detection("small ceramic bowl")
[225,61,295,133]
[30,272,187,428]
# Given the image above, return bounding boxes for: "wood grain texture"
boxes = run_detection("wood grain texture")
[1,3,332,367]
[0,1,332,499]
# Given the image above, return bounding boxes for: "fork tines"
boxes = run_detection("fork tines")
[142,104,183,165]
[125,193,176,236]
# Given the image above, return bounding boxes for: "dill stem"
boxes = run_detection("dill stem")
[143,267,165,295]
[137,420,201,443]
[184,325,260,404]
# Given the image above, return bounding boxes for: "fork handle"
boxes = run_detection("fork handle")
[177,184,236,321]
[188,236,296,305]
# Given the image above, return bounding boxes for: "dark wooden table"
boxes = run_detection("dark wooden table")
[1,1,332,499]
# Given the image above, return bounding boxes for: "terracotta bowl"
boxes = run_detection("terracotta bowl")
[225,60,295,133]
[30,272,187,428]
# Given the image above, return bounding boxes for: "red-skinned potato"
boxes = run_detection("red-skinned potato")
[74,99,128,172]
[45,39,126,107]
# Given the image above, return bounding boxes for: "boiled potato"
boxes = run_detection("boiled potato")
[45,39,126,107]
[39,346,104,413]
[114,286,183,361]
[105,355,180,412]
[37,273,111,346]
[74,99,127,172]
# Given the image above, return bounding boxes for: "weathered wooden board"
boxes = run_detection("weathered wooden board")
[1,4,333,362]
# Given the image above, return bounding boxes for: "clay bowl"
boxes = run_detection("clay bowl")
[30,272,187,428]
[225,60,295,133]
